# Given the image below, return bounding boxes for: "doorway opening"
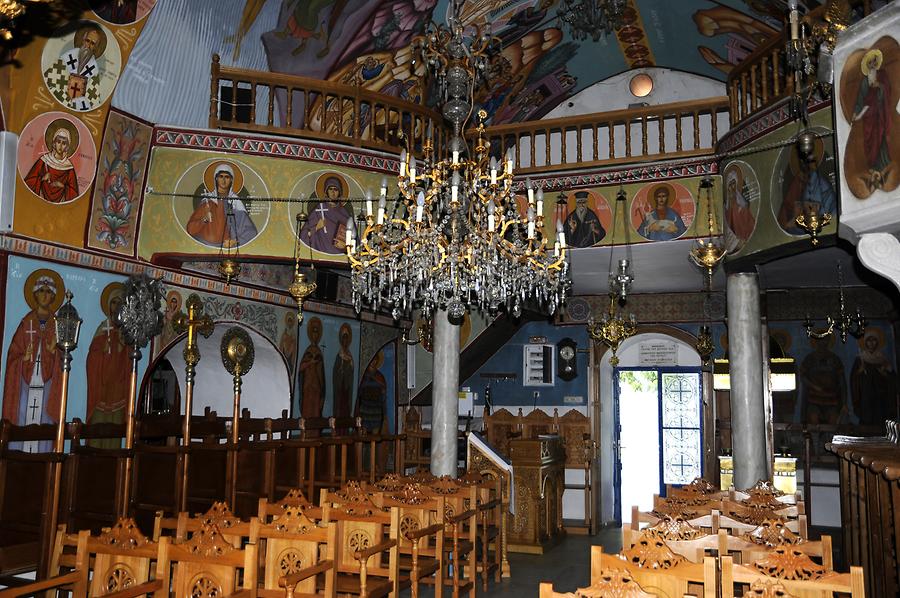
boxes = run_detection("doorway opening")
[613,367,703,522]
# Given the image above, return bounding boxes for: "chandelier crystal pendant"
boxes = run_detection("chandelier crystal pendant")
[557,0,627,42]
[345,3,570,321]
[587,188,637,366]
[689,176,726,290]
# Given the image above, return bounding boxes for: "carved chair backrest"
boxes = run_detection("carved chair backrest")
[87,518,162,597]
[373,485,445,554]
[720,554,864,598]
[716,511,808,540]
[48,525,89,597]
[591,545,717,598]
[175,501,251,548]
[258,488,320,523]
[721,525,832,570]
[156,524,258,598]
[622,522,717,564]
[540,568,658,597]
[254,508,337,595]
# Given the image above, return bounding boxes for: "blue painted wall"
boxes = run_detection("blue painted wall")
[463,321,590,408]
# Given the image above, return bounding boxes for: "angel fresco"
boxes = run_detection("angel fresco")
[693,5,777,76]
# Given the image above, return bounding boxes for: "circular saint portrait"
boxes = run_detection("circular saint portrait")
[17,112,97,204]
[172,159,270,248]
[771,129,836,237]
[289,171,364,256]
[90,0,158,25]
[631,181,695,242]
[560,189,612,248]
[41,20,121,112]
[838,37,900,199]
[722,160,760,254]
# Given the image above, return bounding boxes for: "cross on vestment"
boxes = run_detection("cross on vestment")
[102,318,115,353]
[315,203,330,233]
[82,62,96,77]
[67,76,86,99]
[65,54,78,70]
[24,320,37,361]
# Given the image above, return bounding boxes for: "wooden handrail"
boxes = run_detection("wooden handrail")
[476,96,730,175]
[726,1,874,125]
[209,54,444,156]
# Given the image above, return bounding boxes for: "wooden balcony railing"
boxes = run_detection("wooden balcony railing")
[478,97,731,175]
[209,54,445,156]
[727,1,875,126]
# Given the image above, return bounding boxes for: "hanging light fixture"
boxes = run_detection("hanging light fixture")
[696,324,714,366]
[689,176,726,290]
[557,0,627,42]
[217,202,242,285]
[346,2,570,321]
[0,0,52,42]
[803,262,866,343]
[288,213,317,324]
[587,188,637,366]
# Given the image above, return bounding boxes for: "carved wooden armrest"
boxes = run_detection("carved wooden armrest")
[102,579,164,598]
[446,509,477,524]
[478,498,501,511]
[354,538,397,561]
[0,571,83,597]
[279,559,334,588]
[405,522,444,541]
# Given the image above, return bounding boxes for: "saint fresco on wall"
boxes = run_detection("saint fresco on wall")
[18,113,97,204]
[173,158,270,248]
[41,20,121,112]
[772,131,837,236]
[562,189,610,248]
[85,282,129,448]
[838,36,900,200]
[290,170,363,257]
[90,0,158,25]
[298,316,326,419]
[631,182,695,242]
[356,341,396,434]
[722,160,760,254]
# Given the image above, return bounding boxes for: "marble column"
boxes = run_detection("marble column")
[727,272,768,489]
[431,309,461,477]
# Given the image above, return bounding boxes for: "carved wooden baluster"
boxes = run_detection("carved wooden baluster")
[692,111,700,150]
[285,87,293,128]
[249,82,257,124]
[210,54,221,126]
[576,125,583,163]
[264,85,273,126]
[515,134,521,170]
[659,115,665,154]
[711,109,718,147]
[741,72,749,119]
[303,89,310,131]
[675,113,683,152]
[592,125,599,161]
[760,55,769,105]
[560,128,567,165]
[772,48,782,97]
[750,64,759,111]
[545,129,551,167]
[625,119,631,158]
[728,84,737,123]
[338,95,346,139]
[608,122,615,160]
[353,94,361,143]
[641,116,648,156]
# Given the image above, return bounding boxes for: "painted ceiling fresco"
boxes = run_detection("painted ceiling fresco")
[112,0,804,129]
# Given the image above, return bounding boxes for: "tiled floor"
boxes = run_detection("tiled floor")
[412,526,622,596]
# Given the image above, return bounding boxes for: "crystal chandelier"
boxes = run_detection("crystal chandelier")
[345,3,570,321]
[689,176,726,289]
[587,189,636,366]
[557,0,626,42]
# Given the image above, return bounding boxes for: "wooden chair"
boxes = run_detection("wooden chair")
[718,525,833,569]
[539,567,659,597]
[321,487,406,598]
[720,553,865,598]
[458,472,503,590]
[420,478,478,598]
[374,484,446,598]
[715,511,808,540]
[629,505,717,535]
[621,523,719,564]
[156,524,258,598]
[258,488,315,523]
[590,544,716,598]
[253,506,337,597]
[84,518,165,597]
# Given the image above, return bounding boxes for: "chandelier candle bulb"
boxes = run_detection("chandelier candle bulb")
[490,157,498,185]
[366,189,373,217]
[526,179,534,204]
[380,178,387,198]
[556,220,566,248]
[487,200,496,230]
[409,156,416,181]
[451,171,461,203]
[788,0,799,40]
[400,149,407,176]
[377,195,386,225]
[537,189,544,217]
[345,217,355,250]
[506,150,514,175]
[415,191,425,223]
